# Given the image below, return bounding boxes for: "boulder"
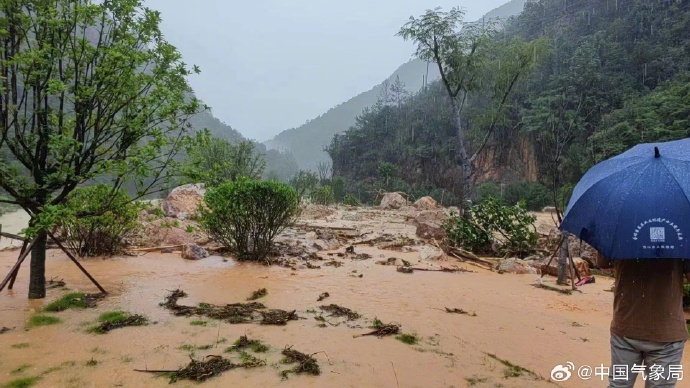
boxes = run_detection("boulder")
[380,192,407,210]
[414,210,449,224]
[162,184,206,218]
[413,196,438,210]
[497,258,539,274]
[181,243,209,260]
[413,210,448,240]
[416,222,446,240]
[419,246,444,261]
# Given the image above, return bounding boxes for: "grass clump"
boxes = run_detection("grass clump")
[88,311,148,334]
[226,335,269,353]
[465,376,488,386]
[28,315,61,327]
[85,359,99,367]
[2,376,41,388]
[395,333,419,345]
[11,343,30,349]
[190,320,208,326]
[43,293,87,312]
[247,288,268,301]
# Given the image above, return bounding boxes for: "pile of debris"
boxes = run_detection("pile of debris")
[160,289,300,325]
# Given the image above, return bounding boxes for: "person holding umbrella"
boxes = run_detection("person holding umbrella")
[560,138,690,387]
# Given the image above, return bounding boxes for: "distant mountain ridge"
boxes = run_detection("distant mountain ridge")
[264,0,528,170]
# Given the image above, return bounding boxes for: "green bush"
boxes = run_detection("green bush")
[199,179,300,262]
[503,181,552,211]
[311,186,335,205]
[445,198,538,257]
[343,193,361,206]
[476,182,504,203]
[57,185,140,257]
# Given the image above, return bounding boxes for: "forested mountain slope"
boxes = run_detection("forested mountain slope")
[265,0,529,170]
[327,0,690,206]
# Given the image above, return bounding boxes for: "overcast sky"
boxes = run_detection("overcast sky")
[144,0,508,142]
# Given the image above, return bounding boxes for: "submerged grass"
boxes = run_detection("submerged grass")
[28,315,61,327]
[43,293,87,312]
[10,364,32,374]
[395,333,419,345]
[11,343,30,349]
[2,376,41,388]
[485,353,541,379]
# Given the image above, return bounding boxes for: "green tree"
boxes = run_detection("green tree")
[398,7,545,199]
[182,131,265,187]
[0,0,201,298]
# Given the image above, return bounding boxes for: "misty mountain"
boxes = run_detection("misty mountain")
[264,0,528,171]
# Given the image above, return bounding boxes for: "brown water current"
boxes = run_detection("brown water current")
[0,209,687,387]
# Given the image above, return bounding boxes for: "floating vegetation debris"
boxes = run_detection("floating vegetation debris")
[89,311,148,334]
[169,356,234,383]
[226,336,269,353]
[280,346,320,379]
[396,266,414,274]
[45,277,66,290]
[353,322,401,338]
[444,307,477,317]
[319,304,360,321]
[323,260,342,267]
[260,309,299,325]
[160,289,266,324]
[246,288,268,301]
[317,292,330,301]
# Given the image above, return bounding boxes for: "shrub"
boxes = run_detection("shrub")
[311,186,335,205]
[445,198,538,257]
[503,181,552,211]
[57,185,140,257]
[199,179,300,262]
[343,193,361,207]
[476,182,504,203]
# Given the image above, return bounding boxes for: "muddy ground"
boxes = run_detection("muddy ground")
[0,206,687,388]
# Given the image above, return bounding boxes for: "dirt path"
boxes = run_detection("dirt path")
[0,206,686,388]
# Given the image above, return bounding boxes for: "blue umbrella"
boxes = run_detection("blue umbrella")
[560,138,690,259]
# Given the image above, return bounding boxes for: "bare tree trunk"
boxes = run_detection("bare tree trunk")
[450,97,472,201]
[28,231,47,299]
[557,235,569,285]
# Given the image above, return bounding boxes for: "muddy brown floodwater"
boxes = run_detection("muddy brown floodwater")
[0,207,688,388]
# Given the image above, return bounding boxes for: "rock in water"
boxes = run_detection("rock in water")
[182,244,209,260]
[413,196,438,210]
[162,183,206,218]
[380,193,407,210]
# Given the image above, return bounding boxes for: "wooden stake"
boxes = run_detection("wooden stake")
[7,239,29,290]
[0,236,38,293]
[47,232,107,295]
